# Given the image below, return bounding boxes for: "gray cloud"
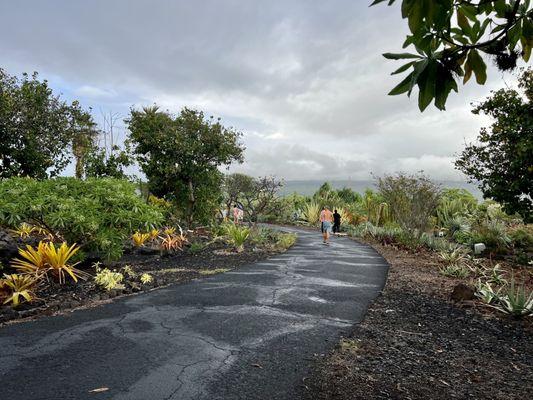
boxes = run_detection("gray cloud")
[0,0,521,181]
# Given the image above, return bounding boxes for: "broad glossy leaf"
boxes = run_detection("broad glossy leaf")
[383,52,423,60]
[388,71,415,95]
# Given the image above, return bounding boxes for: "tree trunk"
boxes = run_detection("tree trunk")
[187,180,195,228]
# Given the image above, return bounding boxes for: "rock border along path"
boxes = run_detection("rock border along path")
[0,226,388,400]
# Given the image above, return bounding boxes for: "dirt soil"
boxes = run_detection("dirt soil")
[303,239,533,400]
[0,233,284,326]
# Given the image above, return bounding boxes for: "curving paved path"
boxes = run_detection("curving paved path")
[0,227,388,400]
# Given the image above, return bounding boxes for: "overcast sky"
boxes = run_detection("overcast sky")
[0,0,522,181]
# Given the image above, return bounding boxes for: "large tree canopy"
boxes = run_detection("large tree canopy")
[127,106,244,225]
[455,68,533,222]
[0,69,95,178]
[373,0,533,111]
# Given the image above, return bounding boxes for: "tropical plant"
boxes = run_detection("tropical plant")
[94,267,124,291]
[0,177,165,260]
[471,219,512,253]
[303,202,321,225]
[121,265,137,279]
[373,1,532,111]
[493,276,533,317]
[11,241,87,284]
[276,233,297,250]
[188,242,205,254]
[0,273,39,307]
[482,264,508,286]
[475,280,500,305]
[224,224,250,252]
[149,228,160,241]
[10,223,37,239]
[140,273,153,284]
[439,264,470,279]
[132,232,151,247]
[439,248,470,268]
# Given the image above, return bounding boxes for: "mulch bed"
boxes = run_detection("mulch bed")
[303,239,533,400]
[0,233,283,326]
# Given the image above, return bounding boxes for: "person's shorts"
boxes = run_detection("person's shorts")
[321,221,332,233]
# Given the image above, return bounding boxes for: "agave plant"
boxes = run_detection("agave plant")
[438,247,470,268]
[224,223,250,252]
[0,274,39,307]
[493,277,533,317]
[302,202,320,225]
[11,241,87,284]
[475,280,500,305]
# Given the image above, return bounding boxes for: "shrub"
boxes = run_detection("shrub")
[302,202,321,225]
[224,224,250,252]
[493,277,533,317]
[188,242,205,254]
[470,219,511,253]
[0,177,165,260]
[94,267,124,291]
[377,172,441,233]
[276,233,297,250]
[509,227,533,251]
[439,264,470,278]
[0,273,38,307]
[11,241,87,284]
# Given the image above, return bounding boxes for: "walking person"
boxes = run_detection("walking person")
[233,204,243,224]
[333,209,341,234]
[319,206,333,245]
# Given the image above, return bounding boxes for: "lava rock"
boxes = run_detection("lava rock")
[0,229,18,266]
[450,283,476,302]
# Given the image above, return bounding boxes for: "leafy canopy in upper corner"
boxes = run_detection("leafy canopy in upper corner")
[372,0,533,111]
[455,68,533,222]
[127,106,244,225]
[0,69,96,178]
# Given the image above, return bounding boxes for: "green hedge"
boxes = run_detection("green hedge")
[0,177,165,260]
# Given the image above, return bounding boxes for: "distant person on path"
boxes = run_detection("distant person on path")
[233,204,243,224]
[333,209,341,234]
[319,206,333,245]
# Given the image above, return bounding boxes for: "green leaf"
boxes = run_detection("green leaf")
[467,49,487,85]
[417,60,437,112]
[383,52,423,60]
[457,9,472,36]
[507,21,523,50]
[388,72,415,95]
[391,61,417,75]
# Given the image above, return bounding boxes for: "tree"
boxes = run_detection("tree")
[83,144,132,179]
[127,106,244,225]
[239,176,284,223]
[455,68,532,222]
[336,187,362,203]
[372,1,533,111]
[377,172,441,232]
[0,69,94,178]
[71,108,99,179]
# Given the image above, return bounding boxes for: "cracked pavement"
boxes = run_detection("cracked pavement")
[0,226,388,400]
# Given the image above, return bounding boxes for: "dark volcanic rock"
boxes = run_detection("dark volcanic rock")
[450,283,476,302]
[0,229,18,267]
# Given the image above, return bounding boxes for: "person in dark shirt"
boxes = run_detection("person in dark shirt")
[333,209,341,234]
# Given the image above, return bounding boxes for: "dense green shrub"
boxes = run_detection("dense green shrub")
[0,177,165,260]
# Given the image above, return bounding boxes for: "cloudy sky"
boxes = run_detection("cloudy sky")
[0,0,521,181]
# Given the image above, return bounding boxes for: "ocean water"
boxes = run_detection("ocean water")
[279,180,484,200]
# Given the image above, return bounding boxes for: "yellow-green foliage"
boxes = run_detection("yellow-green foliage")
[140,273,153,284]
[121,265,137,279]
[198,268,231,275]
[224,224,250,252]
[303,202,321,225]
[11,241,86,284]
[276,233,297,250]
[0,274,38,307]
[132,232,151,247]
[10,223,36,239]
[94,267,124,291]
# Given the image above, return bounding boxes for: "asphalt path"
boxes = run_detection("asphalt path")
[0,226,389,400]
